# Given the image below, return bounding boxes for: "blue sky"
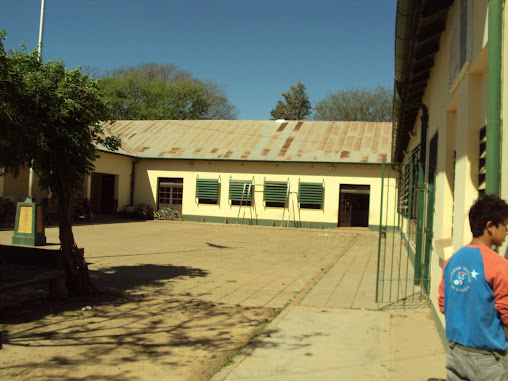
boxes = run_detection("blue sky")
[1,0,397,120]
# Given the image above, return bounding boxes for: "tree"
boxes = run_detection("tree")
[197,80,238,120]
[270,81,312,120]
[98,63,238,120]
[98,75,209,120]
[314,86,392,122]
[80,65,102,79]
[0,31,120,295]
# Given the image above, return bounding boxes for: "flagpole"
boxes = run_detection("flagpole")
[28,0,45,200]
[38,0,46,58]
[12,0,48,246]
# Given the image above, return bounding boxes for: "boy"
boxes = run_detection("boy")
[438,195,508,380]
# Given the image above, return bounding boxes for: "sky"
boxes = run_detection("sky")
[1,0,398,120]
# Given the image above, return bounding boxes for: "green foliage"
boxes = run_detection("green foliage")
[98,63,238,120]
[0,30,120,294]
[314,86,392,122]
[0,30,120,192]
[270,81,311,121]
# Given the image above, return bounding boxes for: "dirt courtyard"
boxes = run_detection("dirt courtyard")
[0,220,361,380]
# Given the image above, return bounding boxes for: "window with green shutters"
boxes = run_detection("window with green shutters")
[196,178,219,204]
[263,181,287,207]
[229,180,253,206]
[298,182,323,209]
[397,147,420,219]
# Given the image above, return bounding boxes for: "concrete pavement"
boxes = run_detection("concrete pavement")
[0,222,447,380]
[212,231,447,381]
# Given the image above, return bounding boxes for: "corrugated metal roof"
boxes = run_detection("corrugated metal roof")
[100,120,392,164]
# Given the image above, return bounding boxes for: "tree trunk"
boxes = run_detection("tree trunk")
[57,186,93,295]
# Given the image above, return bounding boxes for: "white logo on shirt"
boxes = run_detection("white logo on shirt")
[449,266,471,292]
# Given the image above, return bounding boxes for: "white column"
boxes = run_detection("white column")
[433,111,457,243]
[452,74,482,251]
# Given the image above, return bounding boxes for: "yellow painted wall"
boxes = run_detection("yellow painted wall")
[1,167,48,202]
[1,152,132,209]
[1,152,397,227]
[502,3,508,209]
[93,152,133,211]
[401,1,490,333]
[134,159,397,228]
[500,3,508,258]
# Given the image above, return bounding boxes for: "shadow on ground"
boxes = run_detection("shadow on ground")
[0,262,209,322]
[0,294,277,381]
[90,263,209,294]
[0,262,278,381]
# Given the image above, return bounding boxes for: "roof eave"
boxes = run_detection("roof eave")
[392,0,453,163]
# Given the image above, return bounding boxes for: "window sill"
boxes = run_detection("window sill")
[434,237,453,261]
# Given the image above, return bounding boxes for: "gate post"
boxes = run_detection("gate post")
[414,161,426,285]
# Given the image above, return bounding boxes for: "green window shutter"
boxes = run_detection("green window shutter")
[298,182,323,205]
[229,180,253,201]
[399,165,409,217]
[479,125,486,195]
[263,181,288,203]
[196,178,218,200]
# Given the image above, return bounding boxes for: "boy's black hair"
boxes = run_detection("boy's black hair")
[469,195,508,237]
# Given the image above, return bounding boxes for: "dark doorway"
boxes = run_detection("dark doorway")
[91,173,117,215]
[101,175,115,214]
[338,185,370,227]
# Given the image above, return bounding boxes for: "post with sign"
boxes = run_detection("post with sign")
[11,0,47,246]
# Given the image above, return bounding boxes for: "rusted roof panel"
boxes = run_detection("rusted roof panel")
[100,120,392,164]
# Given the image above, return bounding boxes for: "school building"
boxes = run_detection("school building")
[0,120,395,231]
[390,0,507,340]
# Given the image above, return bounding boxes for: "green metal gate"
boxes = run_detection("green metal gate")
[376,151,435,309]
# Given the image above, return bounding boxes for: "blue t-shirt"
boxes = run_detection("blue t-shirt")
[441,246,508,350]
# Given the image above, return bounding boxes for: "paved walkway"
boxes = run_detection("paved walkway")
[212,232,447,381]
[0,222,446,380]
